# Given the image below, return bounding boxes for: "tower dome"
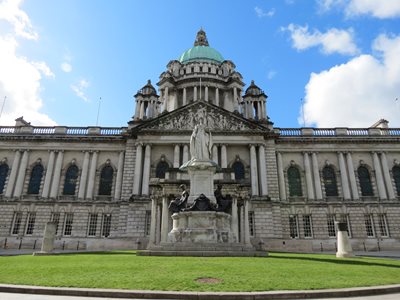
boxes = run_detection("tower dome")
[178,29,224,64]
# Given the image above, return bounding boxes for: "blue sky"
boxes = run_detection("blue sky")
[0,0,400,128]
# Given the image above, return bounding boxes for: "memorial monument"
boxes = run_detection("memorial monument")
[141,113,267,256]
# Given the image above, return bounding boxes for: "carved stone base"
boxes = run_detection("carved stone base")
[168,211,233,243]
[180,159,218,205]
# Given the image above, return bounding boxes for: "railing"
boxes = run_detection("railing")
[0,126,127,136]
[277,127,400,137]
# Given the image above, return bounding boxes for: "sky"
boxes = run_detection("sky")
[0,0,400,128]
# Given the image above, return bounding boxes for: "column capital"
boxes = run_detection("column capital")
[134,142,144,147]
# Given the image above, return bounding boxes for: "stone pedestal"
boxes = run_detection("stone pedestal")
[169,211,233,243]
[180,159,218,204]
[336,222,353,258]
[33,222,56,256]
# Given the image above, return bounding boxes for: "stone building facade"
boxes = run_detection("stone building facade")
[0,30,399,252]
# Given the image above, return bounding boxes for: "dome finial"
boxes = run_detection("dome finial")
[194,28,209,47]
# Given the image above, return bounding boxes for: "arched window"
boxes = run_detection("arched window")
[358,166,373,196]
[0,163,9,194]
[232,161,245,180]
[27,164,44,194]
[156,161,169,179]
[99,165,113,196]
[63,165,79,195]
[392,166,400,196]
[288,166,302,197]
[323,166,338,197]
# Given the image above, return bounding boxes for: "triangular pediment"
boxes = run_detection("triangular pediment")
[130,101,269,134]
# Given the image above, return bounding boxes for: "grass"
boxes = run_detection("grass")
[0,252,400,292]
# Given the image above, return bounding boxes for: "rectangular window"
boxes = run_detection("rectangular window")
[303,215,313,238]
[144,210,151,236]
[101,214,112,237]
[364,214,375,237]
[249,211,255,236]
[339,214,352,238]
[87,213,98,237]
[327,214,336,237]
[378,214,389,237]
[11,212,23,235]
[50,212,61,235]
[63,213,73,236]
[25,212,36,235]
[289,215,299,238]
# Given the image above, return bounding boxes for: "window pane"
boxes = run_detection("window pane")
[63,165,79,195]
[288,167,302,197]
[101,214,112,237]
[99,166,113,195]
[327,214,336,237]
[25,212,36,235]
[155,161,169,179]
[378,214,389,237]
[11,212,23,235]
[364,214,375,237]
[358,166,373,196]
[28,164,44,194]
[303,215,313,238]
[323,166,338,197]
[0,163,9,194]
[232,161,245,180]
[249,211,255,236]
[392,166,400,196]
[87,213,98,236]
[289,215,299,238]
[51,212,60,235]
[64,213,73,236]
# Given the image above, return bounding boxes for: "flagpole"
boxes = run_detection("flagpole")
[96,97,101,126]
[0,96,6,121]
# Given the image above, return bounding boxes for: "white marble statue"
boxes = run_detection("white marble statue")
[190,116,212,161]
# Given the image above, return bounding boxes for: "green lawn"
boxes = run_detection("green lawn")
[0,252,399,292]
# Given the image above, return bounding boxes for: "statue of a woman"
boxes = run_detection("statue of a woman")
[190,117,212,161]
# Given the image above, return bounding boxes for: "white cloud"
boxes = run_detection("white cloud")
[284,24,359,55]
[71,79,90,102]
[255,6,275,18]
[61,62,72,73]
[0,0,56,126]
[267,70,277,80]
[302,34,400,127]
[318,0,400,18]
[0,0,38,40]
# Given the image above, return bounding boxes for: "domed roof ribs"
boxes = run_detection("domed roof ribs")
[194,28,209,46]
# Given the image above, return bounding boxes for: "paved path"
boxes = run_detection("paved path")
[2,292,400,300]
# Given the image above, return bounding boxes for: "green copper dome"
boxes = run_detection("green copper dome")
[179,46,224,64]
[178,29,224,64]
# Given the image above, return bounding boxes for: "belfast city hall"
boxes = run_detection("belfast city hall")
[0,29,399,253]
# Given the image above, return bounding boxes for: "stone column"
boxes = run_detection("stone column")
[212,145,218,164]
[194,86,197,101]
[141,144,151,195]
[50,151,64,199]
[86,151,98,200]
[261,101,267,119]
[182,145,189,163]
[338,152,351,200]
[5,150,21,198]
[258,145,268,196]
[14,150,29,198]
[42,151,56,198]
[183,88,187,106]
[215,88,219,106]
[276,152,287,201]
[205,86,208,102]
[380,152,395,200]
[346,153,359,200]
[148,198,157,246]
[132,144,143,195]
[233,87,239,111]
[311,152,323,200]
[78,151,90,199]
[173,145,180,168]
[303,152,314,200]
[160,196,169,243]
[372,152,387,200]
[243,200,251,245]
[231,198,239,242]
[114,151,125,200]
[250,145,259,196]
[156,204,161,244]
[164,87,169,111]
[221,144,227,168]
